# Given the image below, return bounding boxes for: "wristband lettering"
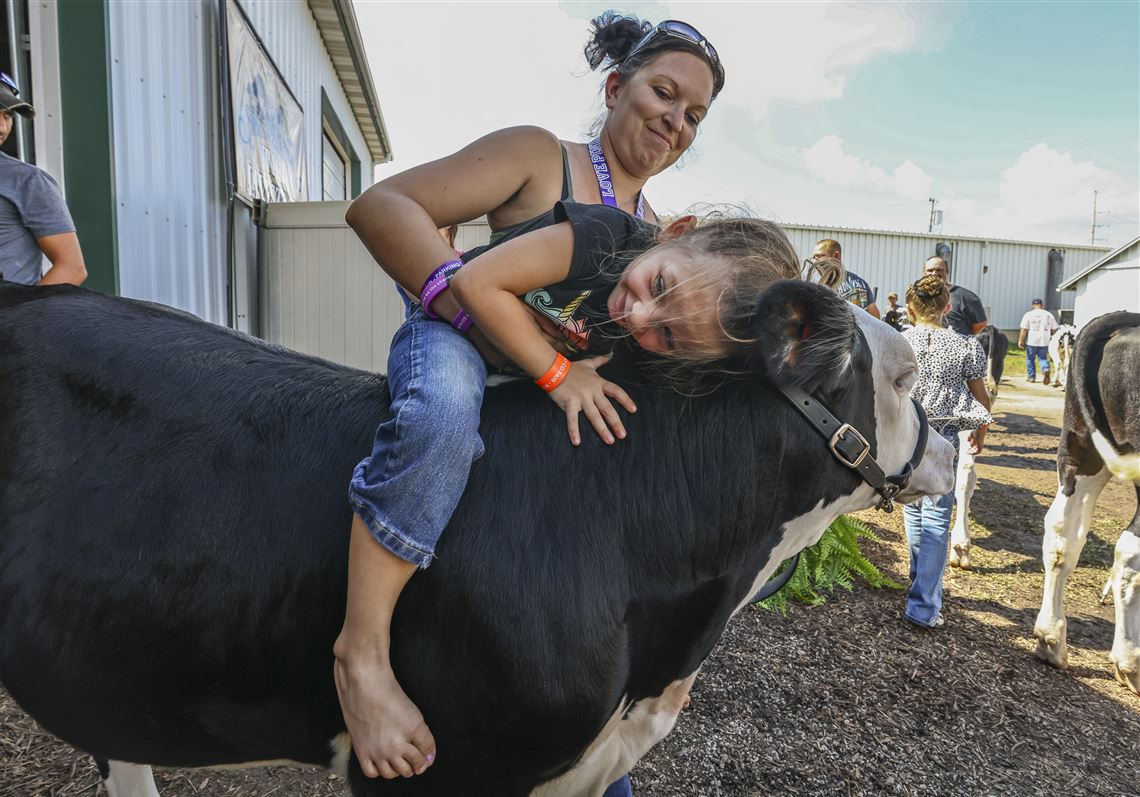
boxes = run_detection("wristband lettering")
[419,259,463,319]
[536,353,571,393]
[452,309,473,333]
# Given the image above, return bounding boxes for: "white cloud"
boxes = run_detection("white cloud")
[940,144,1138,244]
[796,135,933,200]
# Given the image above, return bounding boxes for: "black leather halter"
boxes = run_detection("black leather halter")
[750,386,930,603]
[778,385,929,513]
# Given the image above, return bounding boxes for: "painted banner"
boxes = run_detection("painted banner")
[225,0,306,202]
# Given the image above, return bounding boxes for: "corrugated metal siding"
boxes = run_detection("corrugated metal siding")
[753,225,1106,330]
[235,0,370,193]
[106,0,373,325]
[260,201,405,371]
[108,0,228,323]
[1072,265,1140,328]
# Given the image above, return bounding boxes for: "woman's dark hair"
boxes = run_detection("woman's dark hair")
[584,12,725,100]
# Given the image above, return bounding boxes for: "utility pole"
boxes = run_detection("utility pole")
[928,197,937,234]
[1090,190,1098,245]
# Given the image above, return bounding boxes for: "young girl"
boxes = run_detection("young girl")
[900,275,993,628]
[334,200,802,781]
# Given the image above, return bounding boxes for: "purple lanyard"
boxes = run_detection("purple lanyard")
[588,138,645,220]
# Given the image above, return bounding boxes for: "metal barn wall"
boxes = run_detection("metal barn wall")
[235,0,370,196]
[108,0,228,323]
[776,226,1107,330]
[260,201,405,372]
[106,0,373,326]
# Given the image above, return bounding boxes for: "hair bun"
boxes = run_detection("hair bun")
[584,11,652,70]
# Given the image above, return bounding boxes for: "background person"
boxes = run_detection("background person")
[1018,298,1059,383]
[0,73,86,286]
[810,239,880,318]
[900,275,992,628]
[922,256,985,336]
[882,291,906,330]
[338,13,724,785]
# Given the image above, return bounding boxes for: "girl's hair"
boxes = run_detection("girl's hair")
[611,214,803,385]
[906,274,950,325]
[584,12,726,100]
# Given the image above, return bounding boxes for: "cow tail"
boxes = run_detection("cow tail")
[1071,313,1140,484]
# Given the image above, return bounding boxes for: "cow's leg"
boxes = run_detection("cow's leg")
[1109,495,1140,693]
[950,429,977,569]
[104,761,161,797]
[1034,469,1112,668]
[532,674,696,797]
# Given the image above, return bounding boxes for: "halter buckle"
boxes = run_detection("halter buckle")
[829,424,870,469]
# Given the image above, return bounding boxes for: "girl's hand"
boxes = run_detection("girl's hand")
[547,356,637,446]
[967,426,987,455]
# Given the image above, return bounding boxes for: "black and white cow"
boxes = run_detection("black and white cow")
[1047,324,1078,389]
[0,282,954,796]
[1033,312,1140,694]
[949,324,1007,570]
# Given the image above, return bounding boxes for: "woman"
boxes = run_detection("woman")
[900,275,992,628]
[337,12,725,785]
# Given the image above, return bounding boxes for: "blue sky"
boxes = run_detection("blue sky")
[357,1,1138,248]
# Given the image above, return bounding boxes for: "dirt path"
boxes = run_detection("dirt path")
[2,378,1137,796]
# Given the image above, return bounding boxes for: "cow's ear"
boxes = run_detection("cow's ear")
[745,280,858,393]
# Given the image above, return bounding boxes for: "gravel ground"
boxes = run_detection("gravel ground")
[2,376,1137,796]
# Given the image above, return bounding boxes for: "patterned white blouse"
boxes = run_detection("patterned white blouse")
[902,326,994,433]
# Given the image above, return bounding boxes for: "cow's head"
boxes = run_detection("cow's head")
[745,280,956,507]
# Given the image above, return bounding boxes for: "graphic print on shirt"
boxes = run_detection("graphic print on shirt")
[524,289,593,353]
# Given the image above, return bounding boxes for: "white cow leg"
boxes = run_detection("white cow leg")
[104,761,161,797]
[1033,470,1111,668]
[950,430,976,569]
[1109,513,1140,694]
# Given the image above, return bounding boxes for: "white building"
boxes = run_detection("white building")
[6,0,390,329]
[1056,236,1140,329]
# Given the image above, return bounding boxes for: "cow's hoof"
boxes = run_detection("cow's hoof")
[1033,631,1068,670]
[949,545,971,570]
[1113,662,1140,694]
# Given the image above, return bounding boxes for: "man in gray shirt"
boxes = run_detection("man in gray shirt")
[1,73,86,285]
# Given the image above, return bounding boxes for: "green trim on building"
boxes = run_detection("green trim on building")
[57,0,118,294]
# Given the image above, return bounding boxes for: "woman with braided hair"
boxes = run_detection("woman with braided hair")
[899,275,993,628]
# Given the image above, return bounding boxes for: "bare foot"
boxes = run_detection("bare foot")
[334,649,436,779]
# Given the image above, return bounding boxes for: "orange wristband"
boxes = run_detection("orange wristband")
[536,353,571,393]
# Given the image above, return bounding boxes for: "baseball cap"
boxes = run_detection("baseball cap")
[1031,298,1043,305]
[0,72,35,118]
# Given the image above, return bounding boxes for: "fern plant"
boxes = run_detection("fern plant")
[757,514,903,614]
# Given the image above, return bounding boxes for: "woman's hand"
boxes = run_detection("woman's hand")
[967,425,987,455]
[547,356,637,446]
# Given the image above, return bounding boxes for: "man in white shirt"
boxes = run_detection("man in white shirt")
[1018,298,1059,383]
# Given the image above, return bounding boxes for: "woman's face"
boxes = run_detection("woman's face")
[604,50,715,179]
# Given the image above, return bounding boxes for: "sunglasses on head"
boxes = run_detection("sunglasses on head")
[0,72,19,96]
[626,20,720,70]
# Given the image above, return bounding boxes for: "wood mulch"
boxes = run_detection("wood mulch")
[2,377,1137,796]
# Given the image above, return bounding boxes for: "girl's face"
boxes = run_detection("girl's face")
[604,51,715,179]
[608,243,725,356]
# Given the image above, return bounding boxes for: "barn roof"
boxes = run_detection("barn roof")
[1057,235,1140,290]
[307,0,392,164]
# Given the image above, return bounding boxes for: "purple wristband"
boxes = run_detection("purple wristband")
[419,259,463,319]
[451,309,473,333]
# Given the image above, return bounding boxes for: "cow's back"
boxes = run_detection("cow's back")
[0,284,383,766]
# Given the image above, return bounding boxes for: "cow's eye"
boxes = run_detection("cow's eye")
[895,371,916,393]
